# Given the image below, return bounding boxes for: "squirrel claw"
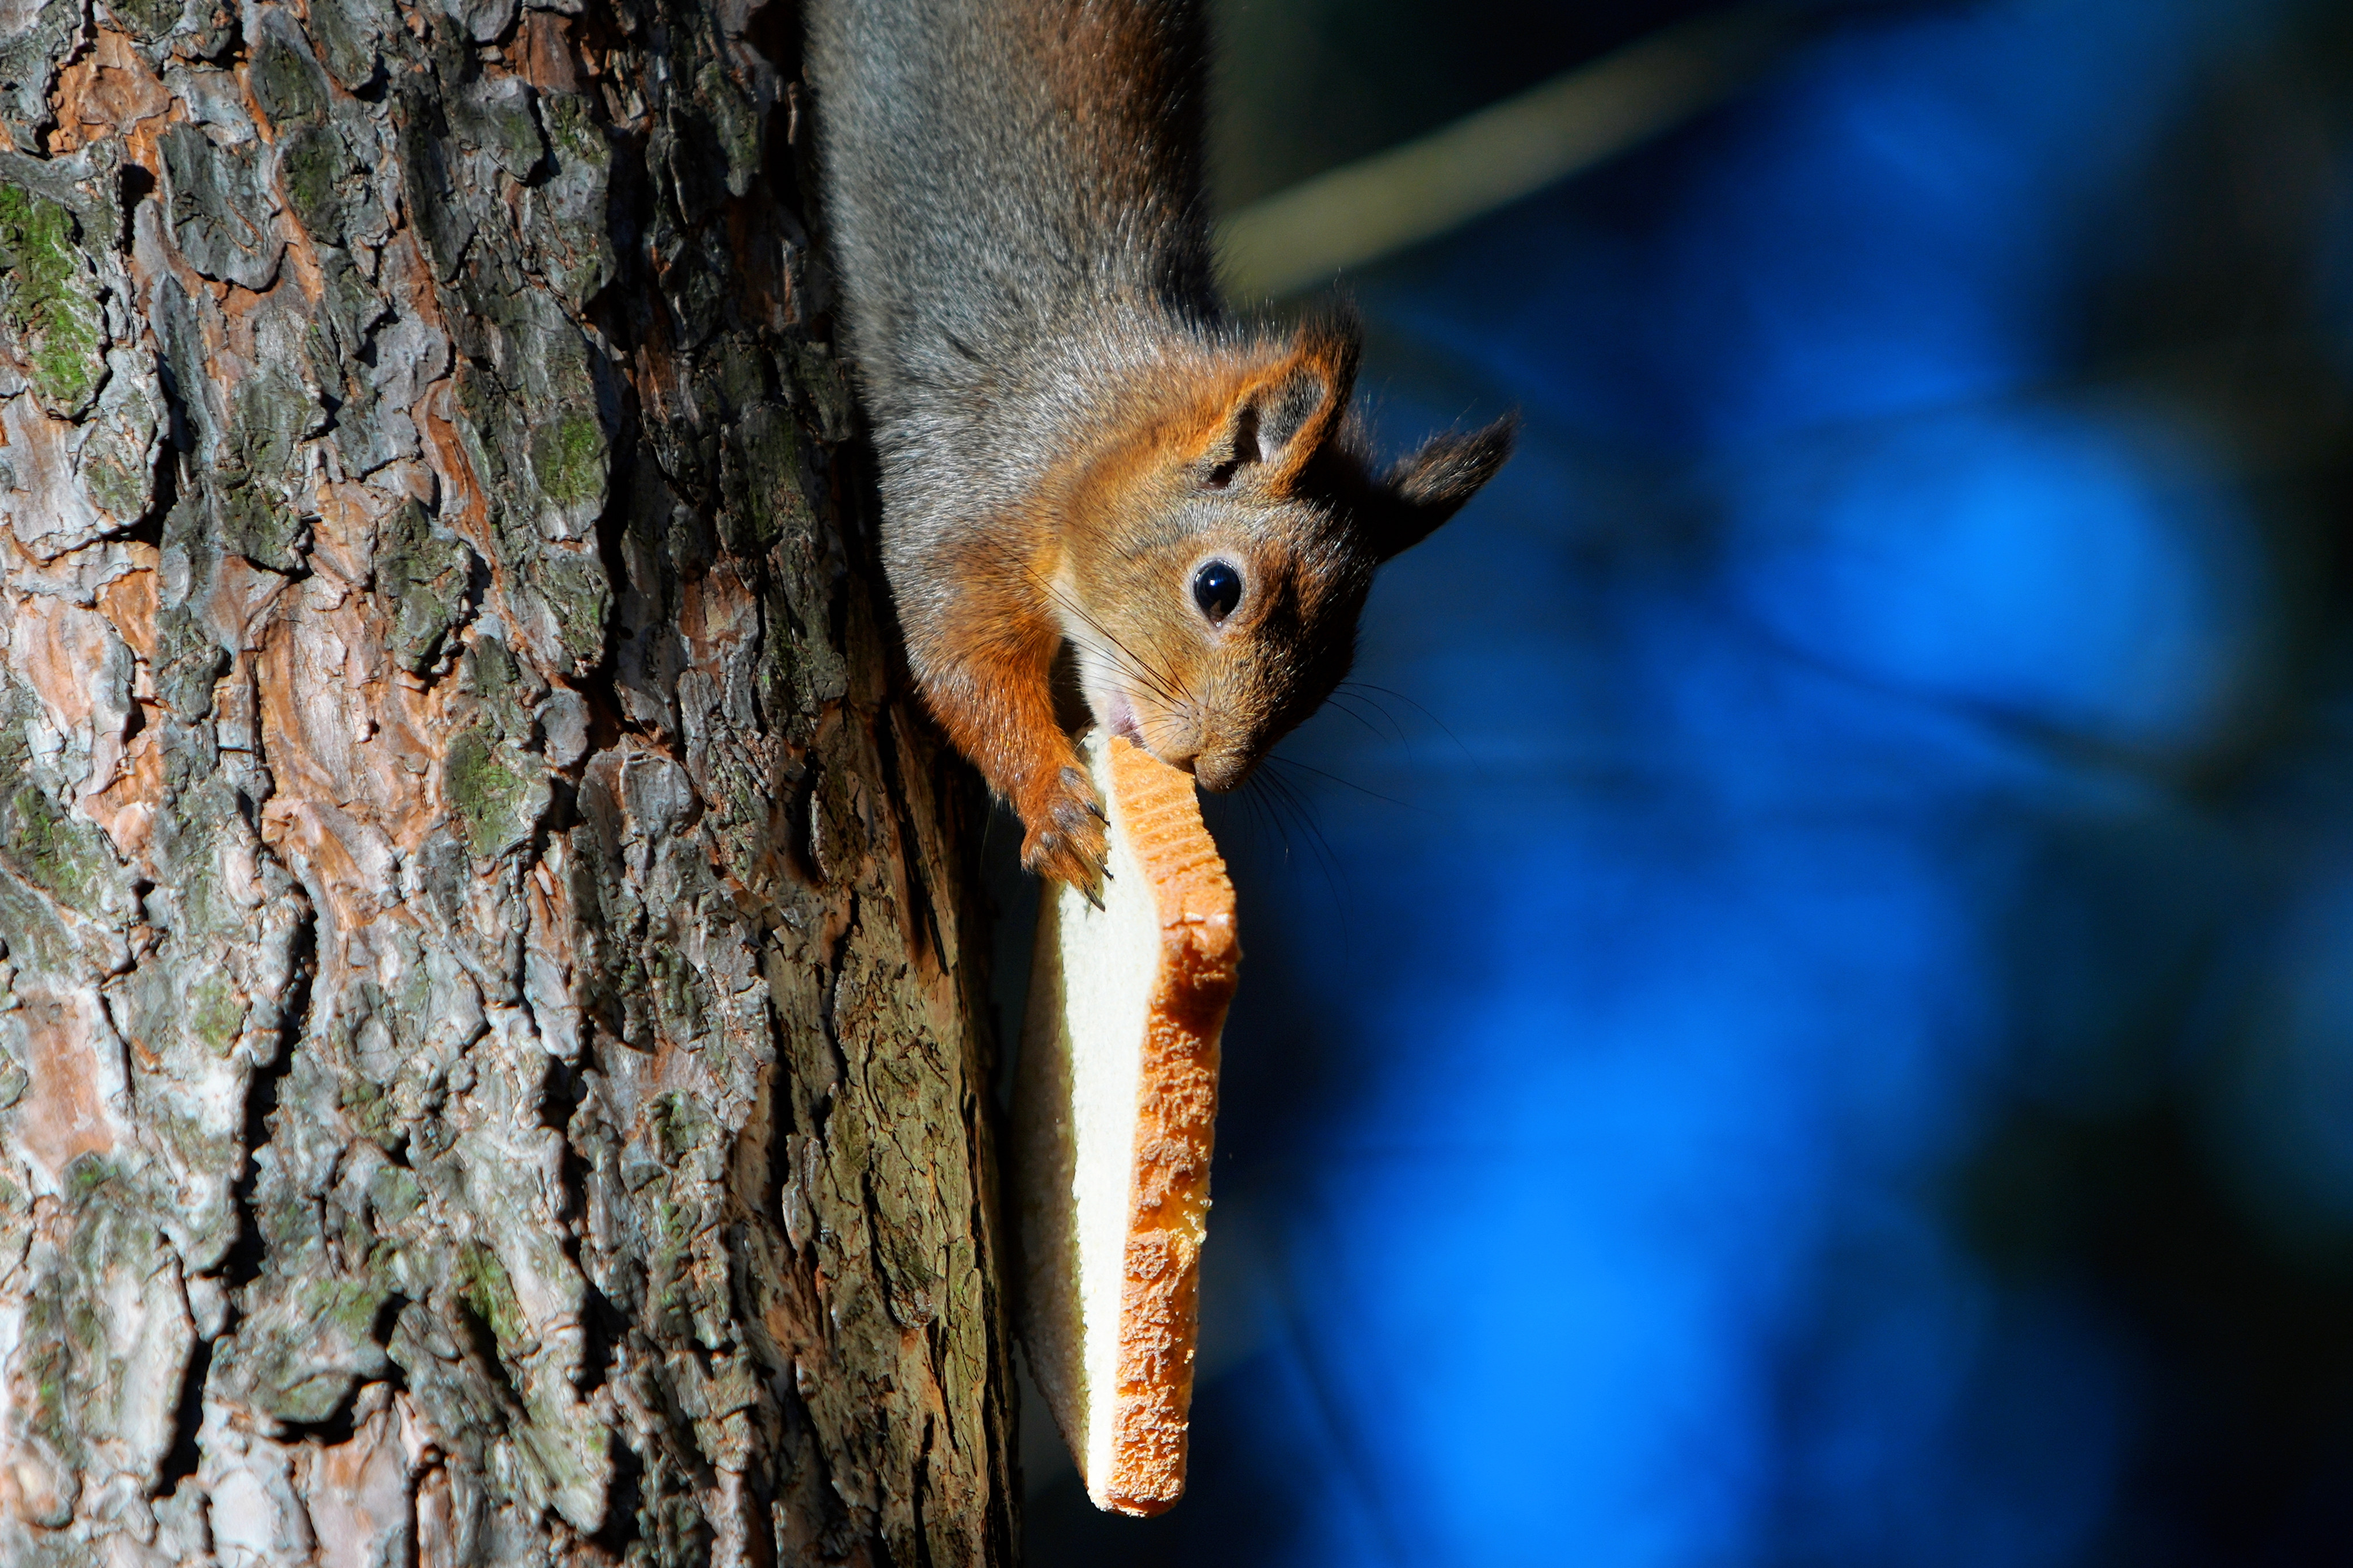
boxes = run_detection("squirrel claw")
[1020,768,1110,900]
[1022,827,1107,903]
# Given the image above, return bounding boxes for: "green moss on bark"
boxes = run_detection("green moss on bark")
[445,723,549,859]
[0,185,104,418]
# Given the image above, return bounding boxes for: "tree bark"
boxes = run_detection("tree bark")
[0,1,1018,1563]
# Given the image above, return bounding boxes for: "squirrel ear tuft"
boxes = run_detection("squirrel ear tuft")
[1368,415,1517,559]
[1200,316,1362,489]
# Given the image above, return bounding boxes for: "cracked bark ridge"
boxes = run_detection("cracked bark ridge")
[0,0,1018,1562]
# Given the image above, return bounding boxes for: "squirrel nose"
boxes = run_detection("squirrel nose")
[1194,756,1246,793]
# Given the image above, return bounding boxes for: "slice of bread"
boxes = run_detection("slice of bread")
[1015,730,1240,1516]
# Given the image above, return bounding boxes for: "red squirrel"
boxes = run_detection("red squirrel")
[804,0,1514,898]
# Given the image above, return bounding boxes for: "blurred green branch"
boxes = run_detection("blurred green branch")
[1216,2,1815,301]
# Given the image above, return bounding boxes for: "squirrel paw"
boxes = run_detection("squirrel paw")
[1021,765,1110,906]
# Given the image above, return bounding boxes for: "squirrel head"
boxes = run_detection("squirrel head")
[1053,314,1515,792]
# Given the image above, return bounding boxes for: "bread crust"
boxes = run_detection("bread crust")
[1102,735,1237,1512]
[1015,734,1238,1515]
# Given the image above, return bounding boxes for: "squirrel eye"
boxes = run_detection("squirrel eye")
[1192,560,1242,624]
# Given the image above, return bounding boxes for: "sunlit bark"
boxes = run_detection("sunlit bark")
[0,1,1016,1562]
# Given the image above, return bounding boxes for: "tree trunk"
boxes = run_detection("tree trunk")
[0,0,1018,1563]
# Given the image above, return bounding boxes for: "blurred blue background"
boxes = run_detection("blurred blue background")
[1012,1,2353,1561]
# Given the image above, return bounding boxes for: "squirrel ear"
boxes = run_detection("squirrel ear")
[1200,319,1362,489]
[1368,415,1517,559]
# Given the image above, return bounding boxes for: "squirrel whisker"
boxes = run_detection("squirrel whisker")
[1258,751,1422,814]
[1037,571,1194,712]
[1242,761,1349,921]
[1335,681,1473,760]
